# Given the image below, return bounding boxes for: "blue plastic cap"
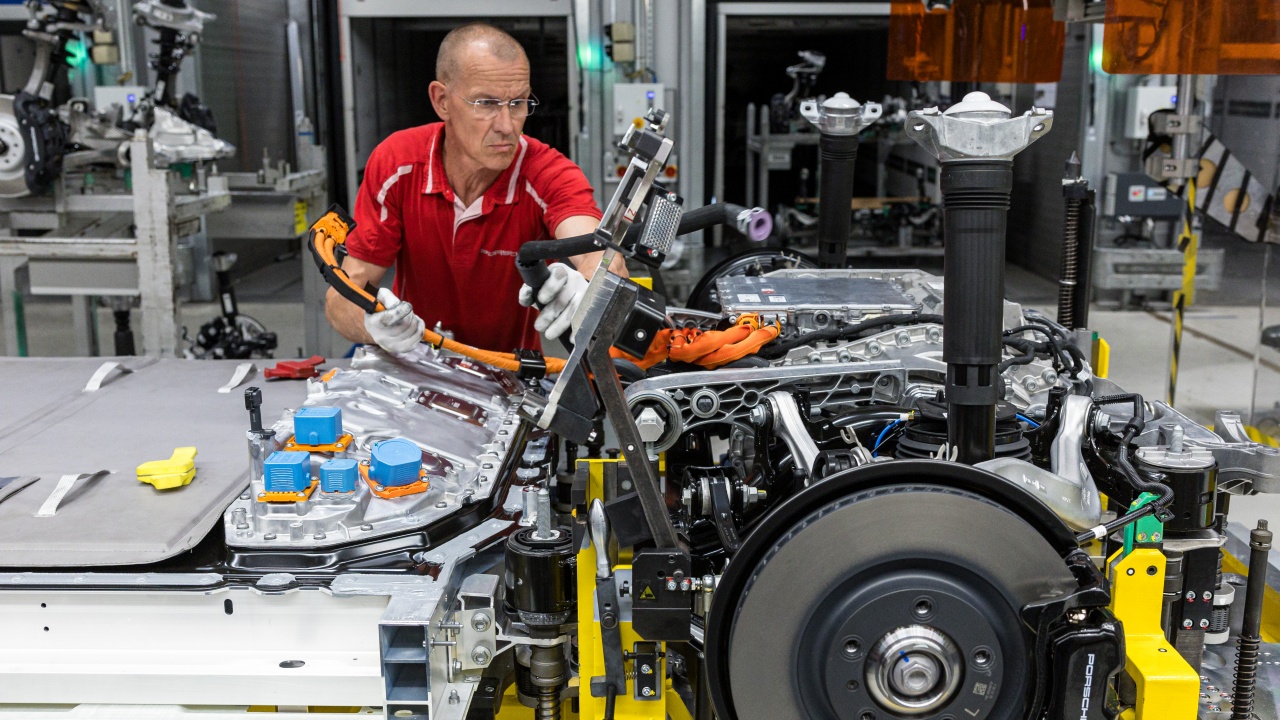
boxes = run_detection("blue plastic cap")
[294,407,342,446]
[263,451,312,493]
[369,438,423,487]
[320,458,358,493]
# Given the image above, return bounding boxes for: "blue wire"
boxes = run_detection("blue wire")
[1016,413,1040,428]
[872,420,902,457]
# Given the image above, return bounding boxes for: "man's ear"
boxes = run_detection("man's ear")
[429,80,449,120]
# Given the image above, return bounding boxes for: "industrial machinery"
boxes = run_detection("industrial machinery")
[2,96,1279,720]
[0,0,232,199]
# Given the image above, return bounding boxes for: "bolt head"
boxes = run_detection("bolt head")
[471,613,492,632]
[666,580,677,591]
[640,664,653,674]
[1183,619,1194,628]
[1186,591,1196,600]
[1202,591,1213,601]
[471,647,491,665]
[1199,619,1210,628]
[641,687,655,697]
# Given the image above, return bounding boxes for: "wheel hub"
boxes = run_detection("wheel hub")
[866,625,962,715]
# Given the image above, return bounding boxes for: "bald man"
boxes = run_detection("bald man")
[326,23,623,355]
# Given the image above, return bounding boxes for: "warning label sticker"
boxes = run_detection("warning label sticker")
[768,296,788,303]
[639,585,657,601]
[736,294,761,303]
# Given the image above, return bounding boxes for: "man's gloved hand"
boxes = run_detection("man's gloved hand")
[518,263,588,340]
[363,288,426,354]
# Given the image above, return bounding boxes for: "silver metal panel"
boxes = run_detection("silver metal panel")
[0,359,316,567]
[1092,247,1226,291]
[223,346,525,550]
[27,258,139,296]
[204,192,300,239]
[717,276,918,326]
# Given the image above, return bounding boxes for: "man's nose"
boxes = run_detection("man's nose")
[492,104,516,134]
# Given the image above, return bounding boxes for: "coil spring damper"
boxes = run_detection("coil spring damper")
[705,461,1080,720]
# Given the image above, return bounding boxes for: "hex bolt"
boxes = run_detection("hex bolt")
[470,613,491,633]
[471,646,491,665]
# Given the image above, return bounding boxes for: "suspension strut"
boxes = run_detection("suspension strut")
[905,92,1052,463]
[800,93,881,269]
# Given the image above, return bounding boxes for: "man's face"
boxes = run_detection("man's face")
[436,47,531,173]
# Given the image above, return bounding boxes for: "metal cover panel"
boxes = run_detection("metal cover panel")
[716,276,917,315]
[27,258,139,295]
[0,358,315,567]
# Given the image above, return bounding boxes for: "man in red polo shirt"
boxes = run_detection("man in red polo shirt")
[325,23,624,354]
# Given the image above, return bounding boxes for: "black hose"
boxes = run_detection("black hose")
[1093,393,1146,435]
[759,313,943,359]
[516,203,760,267]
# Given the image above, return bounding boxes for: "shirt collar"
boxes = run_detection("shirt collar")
[423,126,529,211]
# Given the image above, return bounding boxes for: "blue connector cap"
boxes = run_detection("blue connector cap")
[320,458,359,493]
[369,438,423,487]
[294,407,343,446]
[263,451,312,493]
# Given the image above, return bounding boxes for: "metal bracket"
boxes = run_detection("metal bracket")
[583,283,681,549]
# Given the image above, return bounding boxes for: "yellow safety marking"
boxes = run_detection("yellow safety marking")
[632,276,653,291]
[1107,548,1199,719]
[136,447,197,490]
[1092,334,1111,379]
[294,199,309,236]
[1245,425,1280,449]
[1220,550,1280,643]
[1167,179,1198,406]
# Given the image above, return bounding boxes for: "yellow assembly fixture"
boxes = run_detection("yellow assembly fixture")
[1107,547,1199,719]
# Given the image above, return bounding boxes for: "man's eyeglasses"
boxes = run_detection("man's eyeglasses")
[457,95,539,120]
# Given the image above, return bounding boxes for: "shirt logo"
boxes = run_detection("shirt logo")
[479,248,519,258]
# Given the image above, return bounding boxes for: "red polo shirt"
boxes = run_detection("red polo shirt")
[345,123,602,352]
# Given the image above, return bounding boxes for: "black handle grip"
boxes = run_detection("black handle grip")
[518,261,552,310]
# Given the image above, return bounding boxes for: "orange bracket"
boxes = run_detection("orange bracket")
[358,462,431,499]
[284,433,355,454]
[258,480,320,503]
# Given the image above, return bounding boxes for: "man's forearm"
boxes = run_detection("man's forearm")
[570,250,629,278]
[325,288,376,344]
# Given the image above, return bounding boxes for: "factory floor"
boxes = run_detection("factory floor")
[8,263,1279,528]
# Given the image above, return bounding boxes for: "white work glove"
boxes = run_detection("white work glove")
[518,263,589,340]
[363,288,426,354]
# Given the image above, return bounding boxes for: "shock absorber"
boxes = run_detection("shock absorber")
[1231,519,1273,720]
[1058,152,1085,328]
[800,93,882,268]
[905,92,1052,463]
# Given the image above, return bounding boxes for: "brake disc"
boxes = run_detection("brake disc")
[709,464,1078,720]
[0,95,30,198]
